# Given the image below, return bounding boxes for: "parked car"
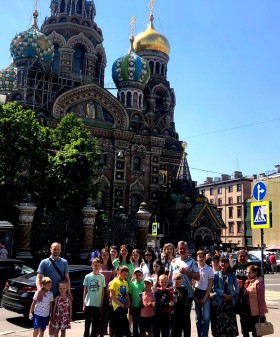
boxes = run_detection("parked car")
[0,258,35,300]
[227,252,268,273]
[1,264,92,318]
[250,250,280,272]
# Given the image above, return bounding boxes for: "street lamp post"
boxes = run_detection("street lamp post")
[136,202,151,251]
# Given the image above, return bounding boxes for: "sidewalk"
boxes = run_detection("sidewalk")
[1,307,280,337]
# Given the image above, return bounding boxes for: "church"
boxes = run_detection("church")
[0,0,225,252]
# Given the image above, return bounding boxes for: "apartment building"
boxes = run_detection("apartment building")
[198,171,253,250]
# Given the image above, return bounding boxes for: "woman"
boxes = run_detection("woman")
[161,243,176,275]
[112,244,134,283]
[151,259,165,289]
[130,249,143,281]
[214,257,239,337]
[99,248,115,337]
[140,248,156,279]
[244,265,268,337]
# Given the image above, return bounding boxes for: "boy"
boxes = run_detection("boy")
[83,258,106,337]
[109,265,131,337]
[129,268,145,337]
[140,277,154,337]
[170,273,189,337]
[29,277,54,337]
[153,274,174,337]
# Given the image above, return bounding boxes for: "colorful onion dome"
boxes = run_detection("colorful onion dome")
[10,10,54,64]
[0,65,17,91]
[112,37,150,87]
[133,15,170,56]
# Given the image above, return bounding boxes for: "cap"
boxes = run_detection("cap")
[144,277,153,284]
[134,268,143,274]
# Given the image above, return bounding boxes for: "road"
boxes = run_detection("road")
[1,273,280,336]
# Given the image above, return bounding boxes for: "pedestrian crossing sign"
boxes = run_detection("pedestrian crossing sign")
[250,201,272,229]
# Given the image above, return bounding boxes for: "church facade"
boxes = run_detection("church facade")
[0,0,225,250]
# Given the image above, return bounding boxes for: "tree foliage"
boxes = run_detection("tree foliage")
[0,103,100,256]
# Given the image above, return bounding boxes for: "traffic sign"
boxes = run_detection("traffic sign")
[252,182,267,201]
[152,222,158,236]
[250,201,271,229]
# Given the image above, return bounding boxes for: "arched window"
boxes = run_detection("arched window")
[52,45,60,74]
[133,92,138,107]
[149,61,154,74]
[76,0,82,14]
[131,194,141,213]
[121,92,125,105]
[73,45,85,75]
[97,191,106,209]
[60,0,66,13]
[156,62,160,74]
[139,94,142,108]
[127,92,132,107]
[161,64,165,75]
[133,156,141,171]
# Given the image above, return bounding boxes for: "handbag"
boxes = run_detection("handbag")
[255,318,274,336]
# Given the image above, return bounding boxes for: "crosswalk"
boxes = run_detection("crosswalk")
[266,290,280,307]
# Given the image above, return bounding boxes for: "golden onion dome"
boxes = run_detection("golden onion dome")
[133,15,170,56]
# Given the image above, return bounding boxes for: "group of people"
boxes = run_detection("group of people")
[30,242,269,337]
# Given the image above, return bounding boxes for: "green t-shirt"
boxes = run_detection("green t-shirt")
[112,259,134,284]
[109,277,129,311]
[83,273,106,307]
[129,280,144,307]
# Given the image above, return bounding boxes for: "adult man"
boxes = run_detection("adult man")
[169,241,200,337]
[270,252,277,273]
[194,250,214,337]
[36,242,71,337]
[233,249,251,337]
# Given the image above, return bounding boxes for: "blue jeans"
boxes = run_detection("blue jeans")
[195,297,211,337]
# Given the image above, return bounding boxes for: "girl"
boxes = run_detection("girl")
[29,277,54,337]
[151,259,165,289]
[130,249,143,281]
[52,281,72,337]
[161,243,176,275]
[112,244,134,283]
[244,265,268,337]
[214,257,239,337]
[100,248,116,337]
[140,248,156,279]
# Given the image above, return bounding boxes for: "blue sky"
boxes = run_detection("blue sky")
[0,0,279,184]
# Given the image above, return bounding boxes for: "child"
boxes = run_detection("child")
[153,274,174,337]
[83,258,106,337]
[170,273,189,337]
[151,259,165,289]
[29,277,54,337]
[52,281,72,337]
[109,265,131,337]
[129,268,145,337]
[140,277,154,337]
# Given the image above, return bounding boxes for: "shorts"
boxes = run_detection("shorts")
[140,316,153,331]
[33,314,50,331]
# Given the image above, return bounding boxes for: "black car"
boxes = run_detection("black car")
[1,264,92,318]
[0,258,35,300]
[229,253,268,273]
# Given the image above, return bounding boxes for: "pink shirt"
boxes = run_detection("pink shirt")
[141,290,154,317]
[100,265,115,288]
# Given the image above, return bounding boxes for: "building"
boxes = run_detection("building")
[198,171,253,250]
[250,165,280,248]
[0,0,225,251]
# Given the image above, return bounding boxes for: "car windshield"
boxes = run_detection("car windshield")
[248,254,259,261]
[14,263,34,277]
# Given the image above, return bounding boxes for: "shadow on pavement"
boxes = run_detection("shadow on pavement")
[6,317,33,329]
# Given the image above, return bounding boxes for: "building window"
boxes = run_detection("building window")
[228,197,233,204]
[237,196,242,203]
[131,194,140,213]
[237,184,241,192]
[218,208,223,216]
[133,156,141,171]
[73,45,85,75]
[228,185,233,192]
[201,189,205,195]
[228,222,234,234]
[210,188,214,195]
[237,221,242,233]
[218,187,222,194]
[218,198,222,205]
[237,207,242,218]
[229,207,233,218]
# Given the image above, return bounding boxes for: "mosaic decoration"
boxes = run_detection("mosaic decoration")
[10,27,54,63]
[112,49,150,86]
[0,67,17,91]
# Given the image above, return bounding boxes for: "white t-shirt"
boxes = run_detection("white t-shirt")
[33,290,54,317]
[195,264,214,290]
